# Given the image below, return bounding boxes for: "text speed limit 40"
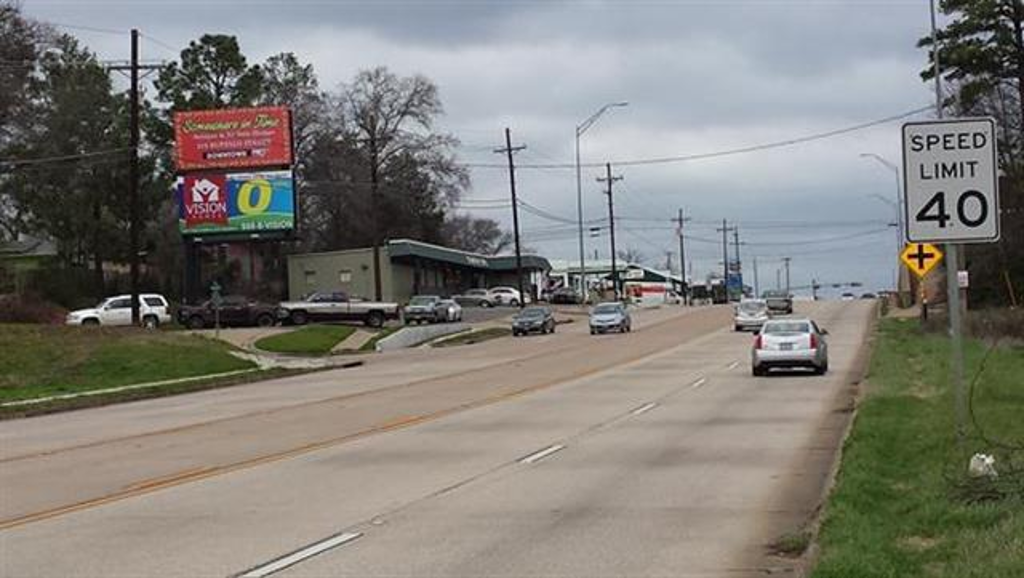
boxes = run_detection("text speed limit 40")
[902,118,1000,244]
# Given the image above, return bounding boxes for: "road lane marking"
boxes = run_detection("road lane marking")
[519,444,566,464]
[238,532,363,577]
[629,402,657,416]
[690,377,707,389]
[726,361,740,370]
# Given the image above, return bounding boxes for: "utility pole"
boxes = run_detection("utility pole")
[732,227,742,296]
[495,128,527,308]
[108,30,160,325]
[597,163,623,300]
[930,0,967,446]
[776,267,781,291]
[672,209,690,303]
[716,220,735,301]
[783,257,792,295]
[753,255,760,297]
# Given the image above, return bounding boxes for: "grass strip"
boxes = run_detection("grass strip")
[254,325,356,355]
[0,324,254,403]
[812,318,1024,578]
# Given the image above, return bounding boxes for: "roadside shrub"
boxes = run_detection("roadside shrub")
[923,308,1024,341]
[0,293,67,324]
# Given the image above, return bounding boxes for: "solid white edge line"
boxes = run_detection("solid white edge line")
[519,444,566,464]
[630,402,657,416]
[690,377,707,389]
[239,532,363,578]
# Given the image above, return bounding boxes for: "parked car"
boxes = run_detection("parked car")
[549,287,582,305]
[177,296,277,329]
[489,286,523,307]
[453,288,494,308]
[276,291,400,328]
[734,299,770,332]
[841,292,856,301]
[511,306,555,336]
[65,293,171,328]
[438,298,463,322]
[762,290,794,315]
[403,295,447,324]
[751,318,829,376]
[589,302,632,334]
[860,292,878,300]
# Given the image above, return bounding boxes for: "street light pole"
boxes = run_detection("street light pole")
[575,102,628,303]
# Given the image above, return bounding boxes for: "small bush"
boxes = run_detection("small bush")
[0,294,67,324]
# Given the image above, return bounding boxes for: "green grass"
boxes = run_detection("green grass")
[0,324,254,403]
[254,324,357,355]
[432,327,512,347]
[812,318,1024,578]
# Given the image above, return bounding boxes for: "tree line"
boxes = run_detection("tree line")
[0,2,510,304]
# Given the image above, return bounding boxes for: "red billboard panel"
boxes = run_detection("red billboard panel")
[174,106,292,171]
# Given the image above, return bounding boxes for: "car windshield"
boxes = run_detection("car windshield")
[518,308,546,318]
[593,304,621,315]
[409,296,437,305]
[763,322,811,334]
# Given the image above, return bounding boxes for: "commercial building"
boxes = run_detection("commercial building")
[287,239,551,303]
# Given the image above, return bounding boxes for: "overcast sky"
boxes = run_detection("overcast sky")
[23,0,943,297]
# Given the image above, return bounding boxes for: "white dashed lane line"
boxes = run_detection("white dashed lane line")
[237,532,363,578]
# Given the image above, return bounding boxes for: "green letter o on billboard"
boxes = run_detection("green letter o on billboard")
[237,179,273,215]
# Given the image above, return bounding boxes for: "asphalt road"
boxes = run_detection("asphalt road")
[0,301,876,577]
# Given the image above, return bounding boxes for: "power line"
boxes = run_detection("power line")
[46,21,127,35]
[0,148,133,168]
[462,105,933,170]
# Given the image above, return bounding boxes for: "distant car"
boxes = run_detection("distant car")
[734,299,770,332]
[751,318,829,376]
[438,298,463,322]
[65,293,171,328]
[403,295,447,324]
[489,286,523,307]
[841,292,856,301]
[276,291,400,328]
[589,302,632,335]
[177,295,277,329]
[453,288,494,308]
[549,287,582,305]
[762,290,794,315]
[860,292,877,300]
[511,306,556,336]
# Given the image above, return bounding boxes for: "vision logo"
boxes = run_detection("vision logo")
[183,175,228,227]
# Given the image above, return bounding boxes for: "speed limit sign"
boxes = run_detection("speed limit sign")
[902,118,1000,243]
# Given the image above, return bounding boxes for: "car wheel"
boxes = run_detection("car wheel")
[187,315,206,330]
[480,301,491,308]
[365,311,385,328]
[590,329,596,335]
[291,311,308,326]
[752,366,765,377]
[82,318,100,326]
[510,299,519,307]
[256,313,274,328]
[550,323,556,334]
[142,315,158,330]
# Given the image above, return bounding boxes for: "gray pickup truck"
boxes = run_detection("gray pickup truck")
[276,291,401,328]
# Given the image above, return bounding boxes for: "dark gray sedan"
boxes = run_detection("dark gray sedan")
[511,306,556,336]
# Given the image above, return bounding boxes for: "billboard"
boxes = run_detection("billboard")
[173,106,292,171]
[176,170,295,235]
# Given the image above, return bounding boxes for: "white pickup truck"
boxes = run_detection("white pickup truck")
[276,291,401,328]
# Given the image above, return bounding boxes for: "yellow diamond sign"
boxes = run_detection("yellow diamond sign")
[900,243,943,279]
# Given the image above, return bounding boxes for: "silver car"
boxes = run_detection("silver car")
[589,302,632,335]
[751,318,829,376]
[438,298,463,322]
[734,299,770,332]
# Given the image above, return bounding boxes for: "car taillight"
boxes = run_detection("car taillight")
[809,334,818,349]
[754,335,763,349]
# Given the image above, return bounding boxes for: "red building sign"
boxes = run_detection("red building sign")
[174,106,292,171]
